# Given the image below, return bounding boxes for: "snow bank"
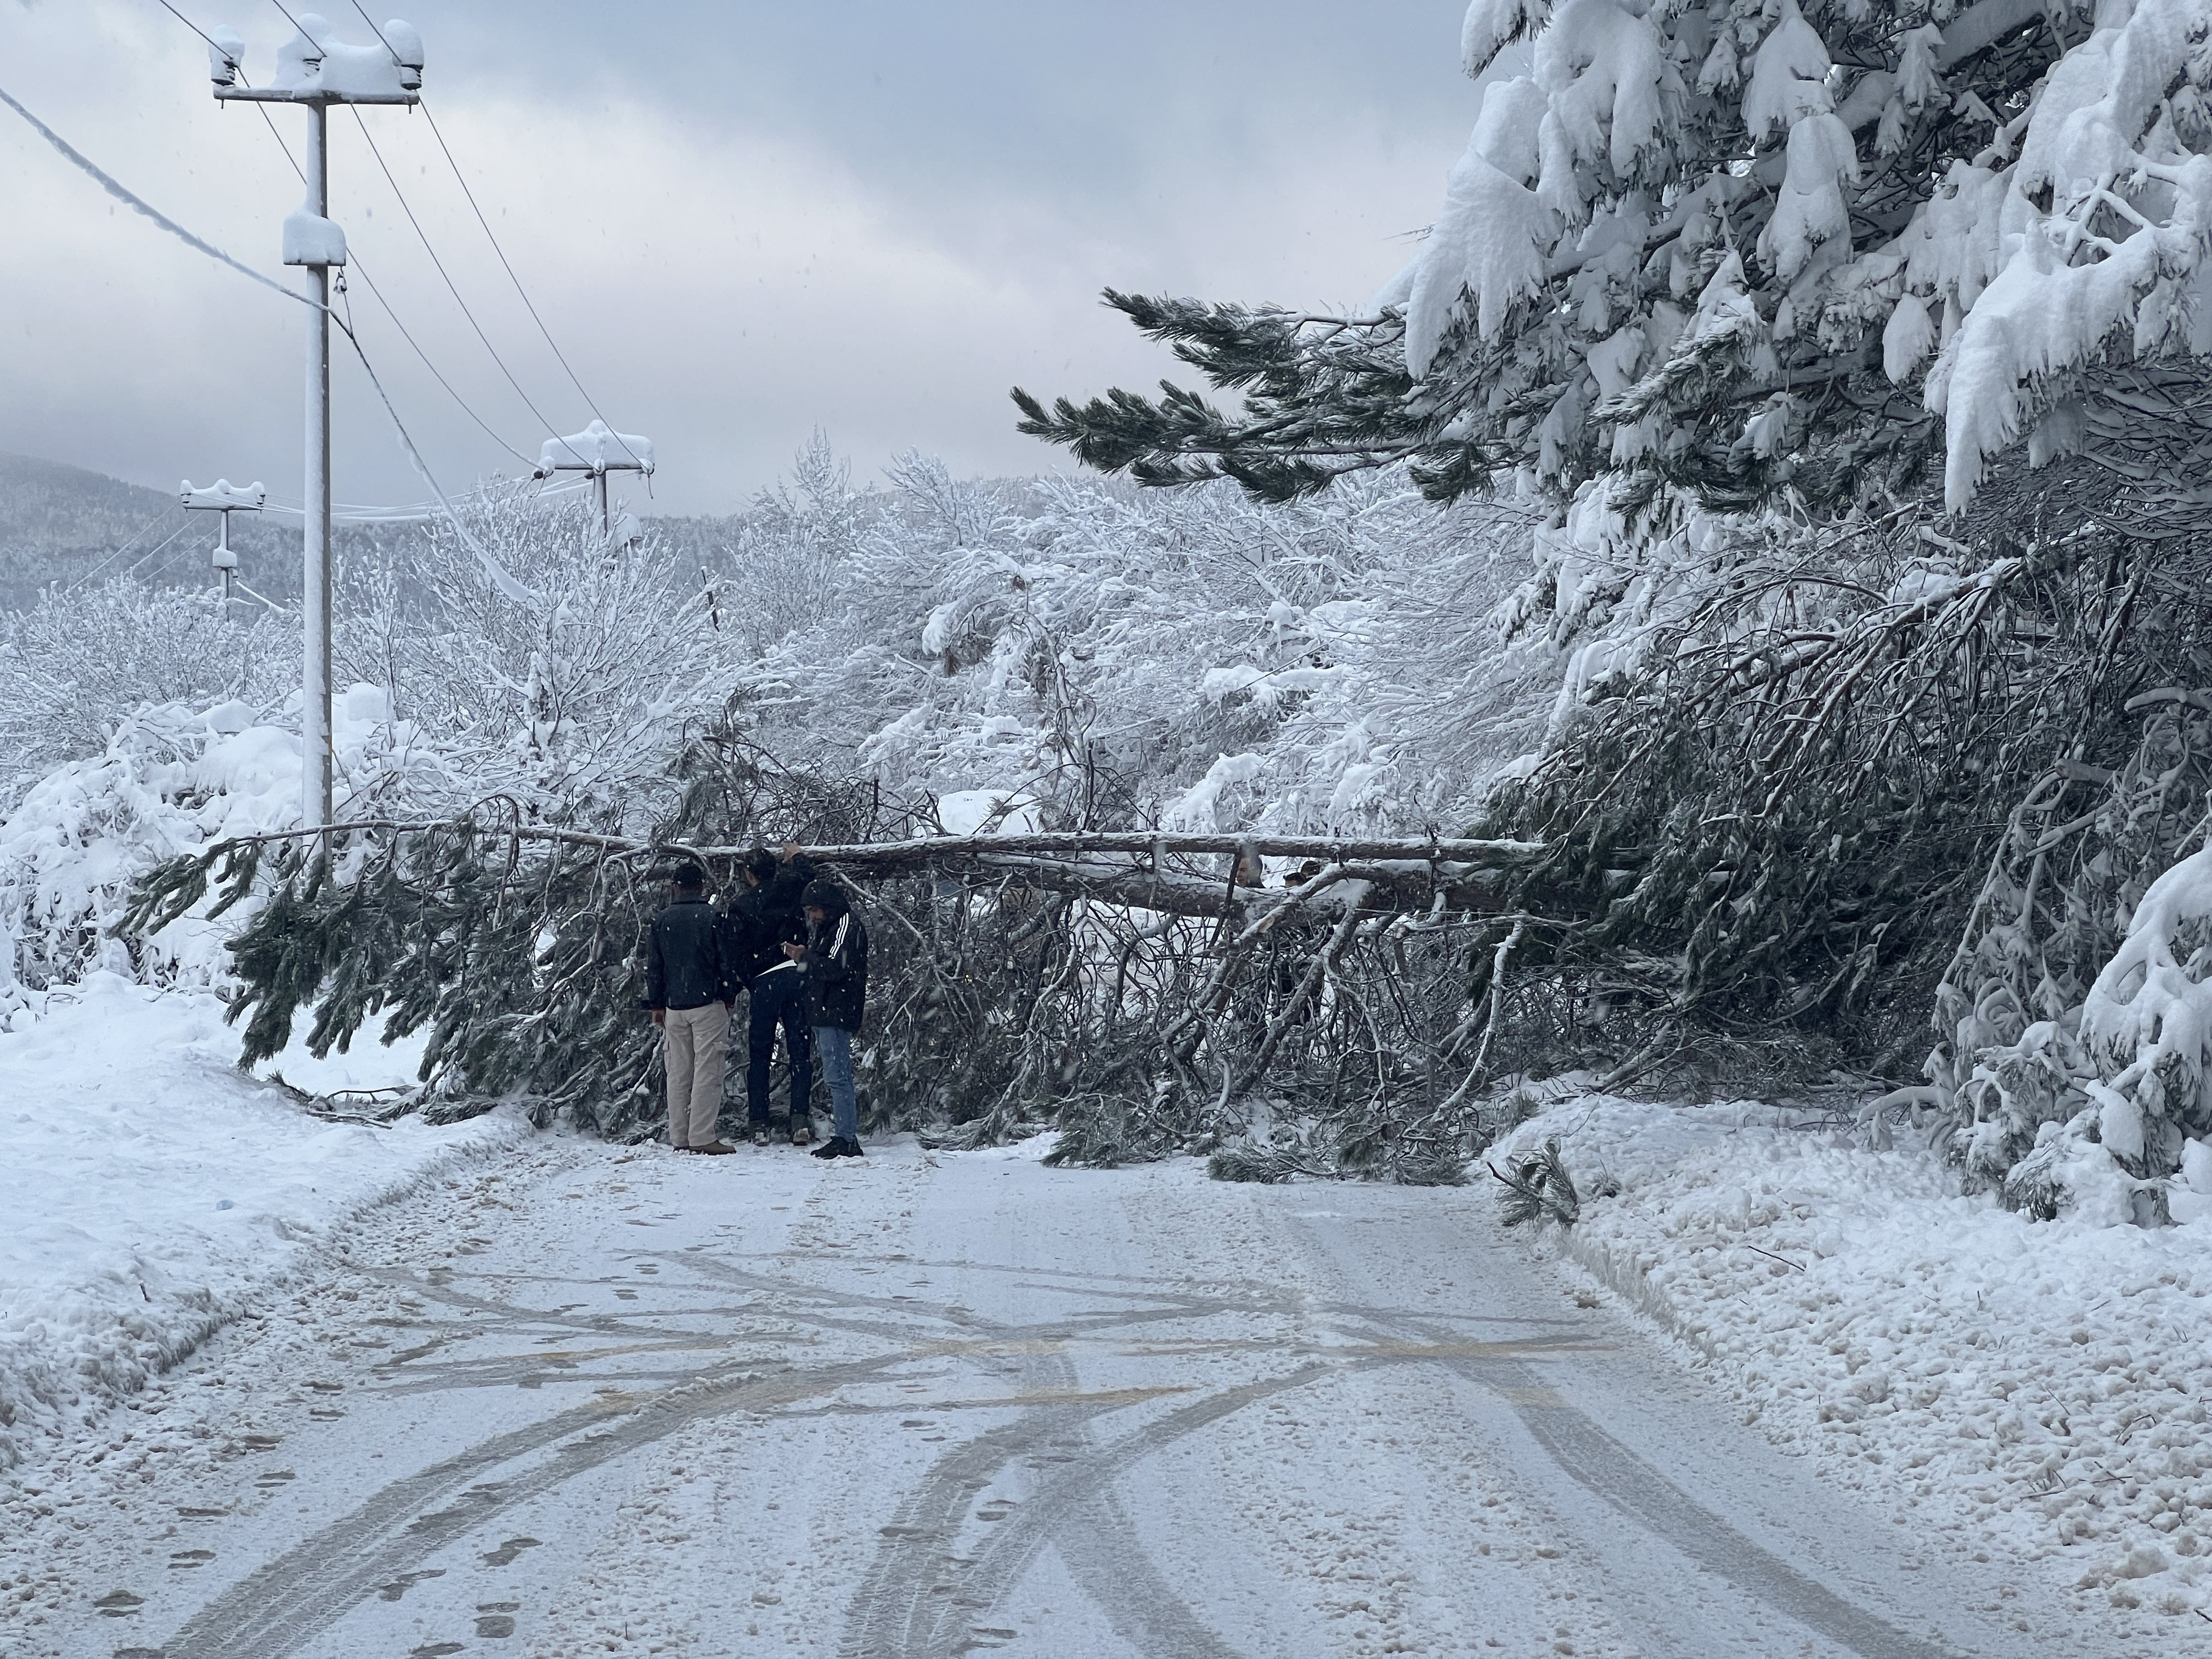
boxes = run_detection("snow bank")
[1498,1098,2212,1621]
[0,688,432,998]
[0,974,524,1479]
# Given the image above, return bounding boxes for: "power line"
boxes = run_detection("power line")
[232,574,294,612]
[415,96,647,470]
[335,0,641,470]
[126,524,195,579]
[60,506,179,594]
[150,3,539,467]
[154,0,222,51]
[345,263,537,465]
[0,79,318,313]
[97,520,191,587]
[254,474,589,522]
[263,0,311,38]
[347,104,568,447]
[346,0,403,65]
[338,321,538,603]
[140,529,219,588]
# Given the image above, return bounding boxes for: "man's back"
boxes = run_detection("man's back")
[647,898,731,1011]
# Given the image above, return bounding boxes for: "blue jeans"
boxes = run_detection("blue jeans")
[815,1025,858,1142]
[747,969,812,1126]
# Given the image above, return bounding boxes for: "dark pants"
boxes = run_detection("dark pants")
[746,969,812,1126]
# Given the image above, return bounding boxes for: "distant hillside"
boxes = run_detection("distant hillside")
[0,451,766,613]
[0,452,309,610]
[0,452,174,549]
[1,453,168,605]
[0,453,314,611]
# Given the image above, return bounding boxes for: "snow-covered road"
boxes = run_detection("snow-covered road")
[5,1134,2111,1658]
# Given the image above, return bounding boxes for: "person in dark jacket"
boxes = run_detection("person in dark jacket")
[644,862,737,1155]
[723,843,817,1146]
[786,876,868,1159]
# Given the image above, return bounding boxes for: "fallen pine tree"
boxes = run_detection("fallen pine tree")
[116,804,1556,1177]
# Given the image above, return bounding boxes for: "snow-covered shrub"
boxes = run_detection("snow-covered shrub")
[0,692,418,996]
[712,432,872,661]
[5,488,737,1006]
[743,460,1544,838]
[1929,633,2212,1210]
[336,487,737,829]
[1947,817,2212,1224]
[0,575,295,812]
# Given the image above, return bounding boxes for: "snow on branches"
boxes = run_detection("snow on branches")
[1424,0,2212,521]
[1934,0,2212,506]
[1028,0,2212,537]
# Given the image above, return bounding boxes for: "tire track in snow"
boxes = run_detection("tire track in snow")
[154,1250,1301,1659]
[1314,1259,1979,1656]
[1438,1340,1962,1659]
[835,1336,1268,1659]
[154,1348,927,1659]
[690,1249,1262,1657]
[842,1366,1341,1659]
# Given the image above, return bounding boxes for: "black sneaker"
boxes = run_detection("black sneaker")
[810,1136,844,1160]
[838,1138,866,1159]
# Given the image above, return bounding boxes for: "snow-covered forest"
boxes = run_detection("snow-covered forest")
[9,0,2212,1226]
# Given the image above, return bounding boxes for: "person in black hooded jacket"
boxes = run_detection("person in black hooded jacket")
[786,876,868,1158]
[722,843,817,1145]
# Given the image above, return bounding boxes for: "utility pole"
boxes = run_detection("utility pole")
[180,478,267,603]
[205,16,422,839]
[536,419,655,546]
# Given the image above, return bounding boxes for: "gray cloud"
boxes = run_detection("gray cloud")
[0,2,1477,515]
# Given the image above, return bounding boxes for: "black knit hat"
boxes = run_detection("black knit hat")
[801,877,847,912]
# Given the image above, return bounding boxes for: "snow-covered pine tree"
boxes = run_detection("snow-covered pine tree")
[1021,0,2212,528]
[1018,1,2212,1204]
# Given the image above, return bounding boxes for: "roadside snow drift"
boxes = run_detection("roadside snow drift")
[0,974,522,1477]
[1499,1098,2212,1623]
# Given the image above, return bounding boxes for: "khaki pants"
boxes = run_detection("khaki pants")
[663,1001,731,1148]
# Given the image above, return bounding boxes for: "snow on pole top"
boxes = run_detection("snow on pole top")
[537,420,654,475]
[215,14,422,99]
[180,479,268,511]
[206,25,245,86]
[282,211,348,267]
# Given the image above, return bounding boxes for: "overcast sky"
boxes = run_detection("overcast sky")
[1,2,1481,516]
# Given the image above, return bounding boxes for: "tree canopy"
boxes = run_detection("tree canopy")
[1018,0,2212,529]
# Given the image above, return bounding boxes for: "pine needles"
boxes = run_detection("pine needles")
[1487,1138,1581,1228]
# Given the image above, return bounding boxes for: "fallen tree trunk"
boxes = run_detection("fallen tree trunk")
[168,822,1545,923]
[811,851,1519,922]
[719,831,1545,866]
[194,821,1543,870]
